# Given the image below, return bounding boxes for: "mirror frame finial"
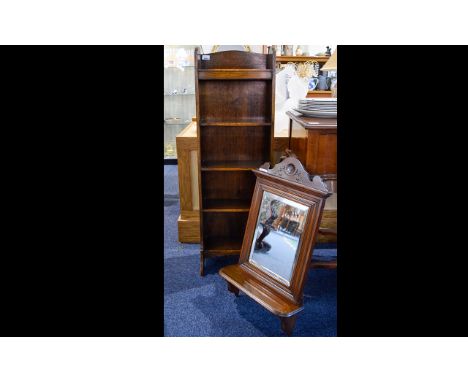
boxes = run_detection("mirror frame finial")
[260,157,330,194]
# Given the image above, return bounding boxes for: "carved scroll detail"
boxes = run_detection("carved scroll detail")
[259,157,329,193]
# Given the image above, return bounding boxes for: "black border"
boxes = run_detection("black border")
[337,45,468,336]
[1,46,165,336]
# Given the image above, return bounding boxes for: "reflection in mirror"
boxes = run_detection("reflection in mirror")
[249,191,309,286]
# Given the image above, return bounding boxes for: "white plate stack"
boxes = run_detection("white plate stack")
[294,98,337,118]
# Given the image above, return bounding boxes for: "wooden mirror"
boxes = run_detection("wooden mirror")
[219,157,331,335]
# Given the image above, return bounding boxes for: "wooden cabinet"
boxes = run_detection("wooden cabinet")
[287,111,337,244]
[195,49,276,276]
[176,118,200,243]
[287,112,337,175]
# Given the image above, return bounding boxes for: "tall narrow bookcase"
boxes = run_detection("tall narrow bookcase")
[195,49,276,276]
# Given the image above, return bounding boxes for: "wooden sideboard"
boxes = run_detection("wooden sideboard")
[286,111,337,244]
[176,119,200,243]
[286,111,337,177]
[176,116,335,244]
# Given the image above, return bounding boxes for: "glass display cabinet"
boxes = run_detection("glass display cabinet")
[164,45,199,160]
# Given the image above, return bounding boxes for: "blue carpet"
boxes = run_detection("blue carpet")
[164,165,336,336]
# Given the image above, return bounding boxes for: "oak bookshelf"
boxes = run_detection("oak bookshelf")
[195,49,276,276]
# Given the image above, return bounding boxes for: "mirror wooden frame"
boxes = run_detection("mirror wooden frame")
[219,157,331,335]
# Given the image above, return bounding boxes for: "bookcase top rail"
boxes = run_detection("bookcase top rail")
[198,69,272,80]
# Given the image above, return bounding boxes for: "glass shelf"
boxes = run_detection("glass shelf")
[164,45,198,160]
[164,121,191,126]
[164,65,195,69]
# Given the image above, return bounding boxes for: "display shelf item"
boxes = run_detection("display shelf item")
[195,49,276,275]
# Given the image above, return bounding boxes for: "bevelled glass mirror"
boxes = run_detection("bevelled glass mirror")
[249,191,309,286]
[219,157,331,336]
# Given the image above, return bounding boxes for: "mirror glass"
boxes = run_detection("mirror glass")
[249,191,309,285]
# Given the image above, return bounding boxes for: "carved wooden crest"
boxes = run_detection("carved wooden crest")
[259,157,329,193]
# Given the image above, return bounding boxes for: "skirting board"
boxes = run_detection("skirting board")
[177,214,200,243]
